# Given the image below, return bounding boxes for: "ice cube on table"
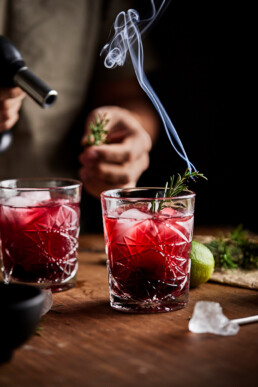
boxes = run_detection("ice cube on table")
[188,301,239,336]
[119,208,152,220]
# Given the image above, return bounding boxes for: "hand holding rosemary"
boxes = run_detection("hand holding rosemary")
[86,113,109,145]
[86,114,207,213]
[151,169,207,212]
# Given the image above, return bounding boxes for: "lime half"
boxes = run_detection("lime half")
[190,241,215,288]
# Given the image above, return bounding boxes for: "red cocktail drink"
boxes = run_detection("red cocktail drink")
[101,188,195,313]
[0,179,81,292]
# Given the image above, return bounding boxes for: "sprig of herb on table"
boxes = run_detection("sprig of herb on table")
[150,169,207,212]
[34,326,44,336]
[86,113,109,145]
[204,225,258,270]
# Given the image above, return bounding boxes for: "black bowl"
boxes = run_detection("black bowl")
[0,282,45,363]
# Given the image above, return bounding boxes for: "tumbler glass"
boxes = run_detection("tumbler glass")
[0,178,82,292]
[101,188,195,313]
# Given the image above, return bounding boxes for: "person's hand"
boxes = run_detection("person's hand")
[0,87,26,132]
[79,106,152,197]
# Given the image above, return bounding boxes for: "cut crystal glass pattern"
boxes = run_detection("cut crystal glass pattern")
[0,200,80,284]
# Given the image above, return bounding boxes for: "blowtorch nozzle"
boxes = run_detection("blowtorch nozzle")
[13,67,58,108]
[0,35,58,107]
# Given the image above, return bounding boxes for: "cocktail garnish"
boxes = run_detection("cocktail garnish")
[204,225,258,270]
[86,113,109,145]
[163,169,207,198]
[151,169,207,212]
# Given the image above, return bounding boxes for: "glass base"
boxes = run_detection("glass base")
[49,279,76,293]
[110,293,188,313]
[2,273,77,293]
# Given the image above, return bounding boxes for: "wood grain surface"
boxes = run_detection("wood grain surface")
[0,233,257,387]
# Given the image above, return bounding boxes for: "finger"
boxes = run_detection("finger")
[0,100,23,122]
[79,167,135,198]
[0,87,26,101]
[0,112,19,131]
[81,152,149,185]
[79,167,117,198]
[79,143,129,165]
[79,163,129,185]
[0,93,25,111]
[79,147,99,164]
[92,143,132,164]
[91,131,151,164]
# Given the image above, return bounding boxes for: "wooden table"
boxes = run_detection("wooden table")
[0,232,257,386]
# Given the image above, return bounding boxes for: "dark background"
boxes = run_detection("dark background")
[137,0,255,232]
[83,0,255,233]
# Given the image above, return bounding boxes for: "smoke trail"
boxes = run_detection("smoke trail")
[101,0,196,172]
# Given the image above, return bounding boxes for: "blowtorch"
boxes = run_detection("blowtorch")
[0,35,58,153]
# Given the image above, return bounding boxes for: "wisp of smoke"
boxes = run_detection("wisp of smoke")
[101,0,196,172]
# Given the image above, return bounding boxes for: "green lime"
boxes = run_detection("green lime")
[190,241,215,288]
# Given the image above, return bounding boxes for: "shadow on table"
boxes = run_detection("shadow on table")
[223,291,258,310]
[49,298,112,318]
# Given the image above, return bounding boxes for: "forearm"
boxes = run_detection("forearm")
[91,78,160,144]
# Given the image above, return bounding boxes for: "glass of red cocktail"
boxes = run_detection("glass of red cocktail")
[101,188,195,313]
[0,178,82,292]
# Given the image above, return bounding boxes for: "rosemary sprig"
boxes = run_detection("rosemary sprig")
[204,238,239,269]
[34,326,44,336]
[151,168,207,212]
[164,169,207,198]
[86,113,109,145]
[204,225,258,270]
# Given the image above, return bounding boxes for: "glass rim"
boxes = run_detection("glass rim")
[101,187,196,200]
[0,177,82,191]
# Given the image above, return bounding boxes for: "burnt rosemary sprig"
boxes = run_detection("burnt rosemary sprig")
[164,169,207,198]
[151,169,207,212]
[86,113,109,145]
